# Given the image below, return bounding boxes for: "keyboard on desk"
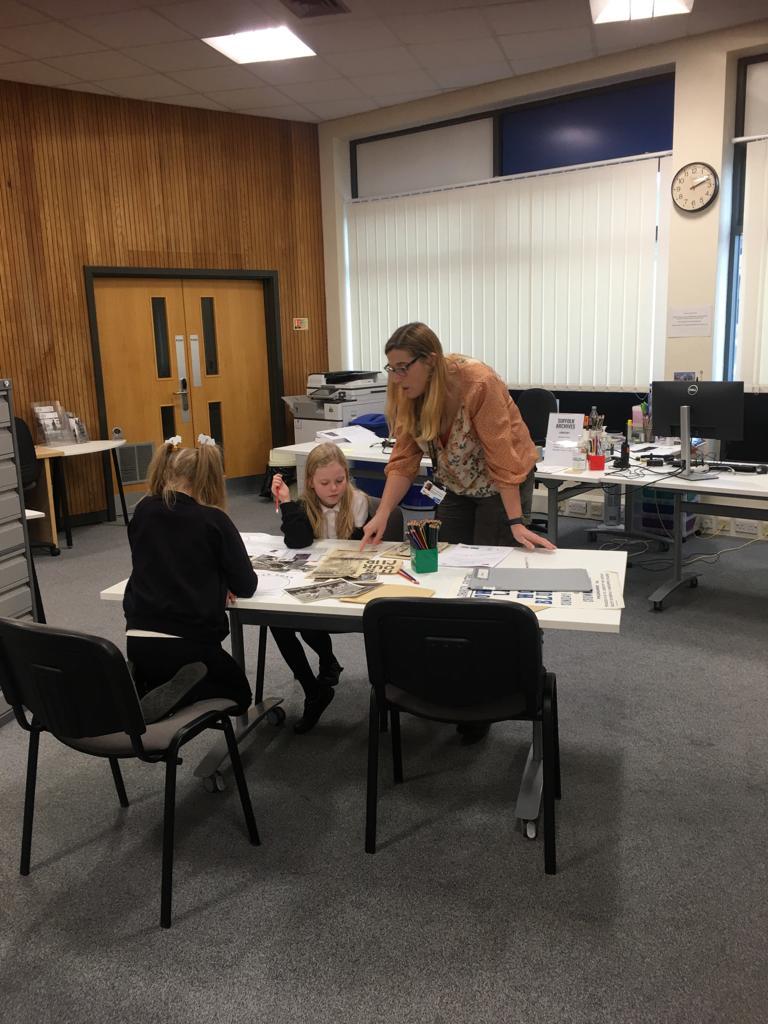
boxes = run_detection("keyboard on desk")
[705,461,768,474]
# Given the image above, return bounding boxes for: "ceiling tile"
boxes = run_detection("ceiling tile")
[168,64,263,91]
[0,43,22,62]
[279,76,364,102]
[0,59,79,85]
[301,96,379,119]
[0,2,47,29]
[61,81,115,94]
[203,83,287,109]
[121,39,230,72]
[45,50,150,79]
[239,103,319,122]
[509,54,571,75]
[92,72,192,98]
[408,36,506,69]
[324,45,418,77]
[297,18,399,54]
[68,10,191,48]
[499,28,593,61]
[593,19,686,55]
[375,89,442,106]
[484,0,592,35]
[29,0,149,15]
[155,0,273,37]
[351,69,439,98]
[251,55,341,85]
[350,0,489,12]
[385,8,491,44]
[0,21,107,57]
[429,61,514,90]
[152,93,230,110]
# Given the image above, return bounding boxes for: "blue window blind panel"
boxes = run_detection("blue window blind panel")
[500,76,674,176]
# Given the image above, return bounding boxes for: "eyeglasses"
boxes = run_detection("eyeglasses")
[384,356,420,377]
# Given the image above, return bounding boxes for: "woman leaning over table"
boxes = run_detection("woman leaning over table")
[359,322,554,744]
[360,321,555,553]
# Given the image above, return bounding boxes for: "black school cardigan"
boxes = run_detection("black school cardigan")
[279,499,369,548]
[124,493,257,643]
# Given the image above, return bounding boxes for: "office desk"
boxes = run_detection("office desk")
[535,464,768,609]
[272,440,430,494]
[34,440,128,549]
[101,540,627,831]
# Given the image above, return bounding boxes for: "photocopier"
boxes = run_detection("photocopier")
[283,370,388,443]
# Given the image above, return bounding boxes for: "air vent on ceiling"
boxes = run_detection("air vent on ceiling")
[279,0,350,17]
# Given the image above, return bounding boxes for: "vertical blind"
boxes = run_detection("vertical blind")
[738,138,768,388]
[345,155,670,388]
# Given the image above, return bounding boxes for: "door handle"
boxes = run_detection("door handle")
[174,377,189,414]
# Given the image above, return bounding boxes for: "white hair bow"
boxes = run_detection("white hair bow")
[197,433,217,447]
[164,435,182,449]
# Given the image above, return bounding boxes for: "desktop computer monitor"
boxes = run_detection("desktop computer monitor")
[651,381,744,441]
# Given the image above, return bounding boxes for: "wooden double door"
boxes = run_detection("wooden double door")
[94,277,273,488]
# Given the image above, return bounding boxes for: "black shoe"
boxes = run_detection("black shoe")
[293,686,335,734]
[318,660,343,687]
[456,722,491,745]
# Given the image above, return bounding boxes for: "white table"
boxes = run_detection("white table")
[35,439,127,549]
[102,539,627,827]
[535,463,768,608]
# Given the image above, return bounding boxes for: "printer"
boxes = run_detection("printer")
[283,370,388,443]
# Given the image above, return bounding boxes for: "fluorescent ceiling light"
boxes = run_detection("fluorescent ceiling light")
[203,26,315,63]
[590,0,694,23]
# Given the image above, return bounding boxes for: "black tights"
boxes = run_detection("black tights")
[270,628,337,698]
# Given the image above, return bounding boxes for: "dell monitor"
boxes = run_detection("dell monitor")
[651,381,744,480]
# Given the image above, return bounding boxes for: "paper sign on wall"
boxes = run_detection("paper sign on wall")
[292,317,309,331]
[668,306,712,337]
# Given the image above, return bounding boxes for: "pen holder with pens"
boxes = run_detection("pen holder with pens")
[408,518,440,574]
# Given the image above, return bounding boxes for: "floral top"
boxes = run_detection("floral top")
[385,355,538,497]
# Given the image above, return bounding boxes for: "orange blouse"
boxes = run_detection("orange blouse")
[385,356,538,496]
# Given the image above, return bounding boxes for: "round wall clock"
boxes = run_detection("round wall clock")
[671,162,719,212]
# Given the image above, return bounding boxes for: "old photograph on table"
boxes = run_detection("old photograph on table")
[311,549,402,579]
[285,578,381,603]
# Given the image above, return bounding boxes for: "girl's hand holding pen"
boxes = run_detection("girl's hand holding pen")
[271,473,291,508]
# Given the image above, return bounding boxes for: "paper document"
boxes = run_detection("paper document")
[240,533,314,559]
[458,570,624,610]
[245,570,307,596]
[314,425,381,446]
[438,544,510,568]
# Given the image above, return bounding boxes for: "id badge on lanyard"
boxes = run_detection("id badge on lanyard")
[421,442,447,504]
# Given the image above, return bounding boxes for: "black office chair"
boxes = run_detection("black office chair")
[516,388,558,446]
[366,494,405,541]
[0,617,260,929]
[362,598,560,873]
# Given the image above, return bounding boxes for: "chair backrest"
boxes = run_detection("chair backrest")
[515,389,558,447]
[366,495,404,542]
[14,417,40,491]
[0,618,146,741]
[363,598,544,717]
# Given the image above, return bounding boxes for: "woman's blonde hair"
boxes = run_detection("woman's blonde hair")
[301,442,358,539]
[384,322,448,444]
[146,440,226,510]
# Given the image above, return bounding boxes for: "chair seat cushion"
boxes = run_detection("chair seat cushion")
[60,698,238,756]
[385,685,528,723]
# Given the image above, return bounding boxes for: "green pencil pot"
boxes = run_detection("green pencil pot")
[411,547,438,574]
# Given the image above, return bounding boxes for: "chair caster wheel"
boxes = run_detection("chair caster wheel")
[203,771,226,793]
[523,819,537,840]
[266,706,286,726]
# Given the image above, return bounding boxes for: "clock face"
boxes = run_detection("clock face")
[671,162,719,212]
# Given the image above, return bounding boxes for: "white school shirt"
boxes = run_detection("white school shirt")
[318,489,369,539]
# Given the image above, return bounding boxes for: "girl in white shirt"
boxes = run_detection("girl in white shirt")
[271,443,370,733]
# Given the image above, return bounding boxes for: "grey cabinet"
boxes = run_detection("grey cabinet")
[0,380,38,725]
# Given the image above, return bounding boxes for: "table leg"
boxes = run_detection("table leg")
[110,448,130,526]
[52,458,72,548]
[545,482,560,544]
[647,491,700,610]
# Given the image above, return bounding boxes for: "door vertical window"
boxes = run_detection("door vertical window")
[160,405,176,440]
[200,298,219,375]
[151,298,171,378]
[208,401,223,450]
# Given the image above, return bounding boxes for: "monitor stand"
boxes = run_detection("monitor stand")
[677,405,718,481]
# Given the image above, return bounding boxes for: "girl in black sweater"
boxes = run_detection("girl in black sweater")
[124,436,257,715]
[271,443,371,734]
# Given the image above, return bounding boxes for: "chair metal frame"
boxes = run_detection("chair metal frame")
[362,597,561,873]
[0,617,260,928]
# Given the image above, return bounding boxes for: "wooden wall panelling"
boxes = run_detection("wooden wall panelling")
[0,80,328,516]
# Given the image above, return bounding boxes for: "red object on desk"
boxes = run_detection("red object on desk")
[587,454,606,471]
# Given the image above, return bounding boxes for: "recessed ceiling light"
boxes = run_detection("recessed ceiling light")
[589,0,694,23]
[202,26,315,64]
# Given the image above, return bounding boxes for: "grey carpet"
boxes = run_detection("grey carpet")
[1,489,766,1024]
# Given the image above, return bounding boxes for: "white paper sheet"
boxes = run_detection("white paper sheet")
[438,544,511,568]
[240,533,314,558]
[250,570,308,595]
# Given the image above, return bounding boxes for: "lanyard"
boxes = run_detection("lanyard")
[427,440,442,487]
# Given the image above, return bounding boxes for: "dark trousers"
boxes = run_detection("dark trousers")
[270,628,336,698]
[126,636,252,715]
[438,469,536,545]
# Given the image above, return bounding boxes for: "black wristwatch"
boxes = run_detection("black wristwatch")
[506,517,525,527]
